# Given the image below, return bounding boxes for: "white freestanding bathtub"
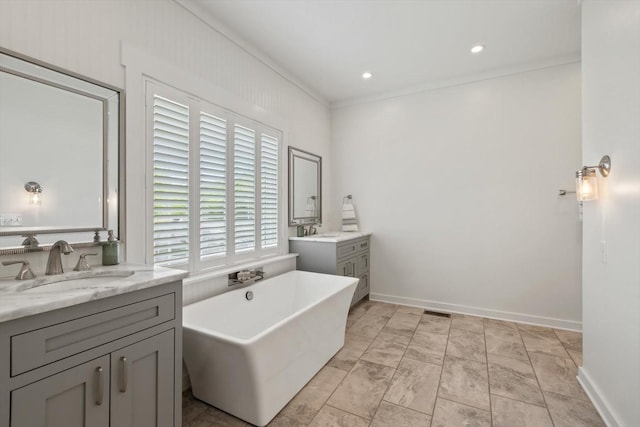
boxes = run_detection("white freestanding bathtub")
[182,270,359,426]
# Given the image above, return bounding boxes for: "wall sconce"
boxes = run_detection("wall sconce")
[305,195,317,215]
[576,155,611,201]
[24,181,43,205]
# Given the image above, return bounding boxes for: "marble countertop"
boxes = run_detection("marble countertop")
[289,231,372,243]
[0,264,188,323]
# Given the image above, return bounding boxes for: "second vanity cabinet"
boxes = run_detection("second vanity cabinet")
[290,234,370,305]
[0,279,183,427]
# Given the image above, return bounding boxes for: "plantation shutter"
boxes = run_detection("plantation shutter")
[234,124,256,253]
[199,112,227,259]
[152,95,190,265]
[260,133,279,249]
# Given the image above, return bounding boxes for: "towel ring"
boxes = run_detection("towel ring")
[343,195,352,203]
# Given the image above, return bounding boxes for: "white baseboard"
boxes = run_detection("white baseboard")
[369,292,582,331]
[577,368,621,427]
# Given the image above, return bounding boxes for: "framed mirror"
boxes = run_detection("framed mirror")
[288,147,321,225]
[0,48,122,248]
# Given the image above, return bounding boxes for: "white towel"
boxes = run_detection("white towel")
[342,206,356,220]
[342,196,359,232]
[305,196,317,216]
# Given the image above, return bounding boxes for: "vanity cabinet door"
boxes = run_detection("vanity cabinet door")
[110,330,175,427]
[337,258,357,277]
[11,355,110,427]
[358,274,370,296]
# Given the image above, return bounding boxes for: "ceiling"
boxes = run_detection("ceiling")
[180,0,581,105]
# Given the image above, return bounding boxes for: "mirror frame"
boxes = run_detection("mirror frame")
[288,146,322,226]
[0,47,124,246]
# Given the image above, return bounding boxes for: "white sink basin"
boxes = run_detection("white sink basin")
[305,233,342,238]
[13,270,135,293]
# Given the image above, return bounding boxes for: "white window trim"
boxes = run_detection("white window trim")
[121,43,289,268]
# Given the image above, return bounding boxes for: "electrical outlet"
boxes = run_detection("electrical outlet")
[0,214,23,227]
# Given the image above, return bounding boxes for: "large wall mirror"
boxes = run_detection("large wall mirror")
[288,147,321,225]
[0,49,122,249]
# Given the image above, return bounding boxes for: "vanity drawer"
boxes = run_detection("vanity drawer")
[337,238,369,260]
[355,252,369,276]
[10,293,175,376]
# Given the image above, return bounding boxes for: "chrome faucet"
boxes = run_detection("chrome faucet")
[307,223,319,235]
[46,240,74,275]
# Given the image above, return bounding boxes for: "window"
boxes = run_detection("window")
[147,82,282,271]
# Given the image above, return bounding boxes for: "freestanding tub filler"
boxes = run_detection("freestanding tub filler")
[182,270,359,426]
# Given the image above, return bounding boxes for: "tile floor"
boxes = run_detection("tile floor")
[182,300,605,426]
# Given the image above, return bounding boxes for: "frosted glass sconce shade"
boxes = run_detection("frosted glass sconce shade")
[24,181,43,205]
[576,168,598,201]
[575,155,611,202]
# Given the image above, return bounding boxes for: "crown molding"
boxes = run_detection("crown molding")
[173,0,329,108]
[331,53,581,110]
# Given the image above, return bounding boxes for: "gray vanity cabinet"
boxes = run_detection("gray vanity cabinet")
[290,235,370,305]
[11,355,110,427]
[110,330,175,427]
[0,281,182,427]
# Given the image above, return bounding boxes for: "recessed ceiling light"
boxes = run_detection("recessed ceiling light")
[470,45,484,54]
[362,72,372,79]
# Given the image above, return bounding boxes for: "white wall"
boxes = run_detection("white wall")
[579,2,640,426]
[0,0,331,280]
[332,63,583,329]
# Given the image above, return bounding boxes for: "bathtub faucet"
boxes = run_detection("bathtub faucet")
[228,267,264,287]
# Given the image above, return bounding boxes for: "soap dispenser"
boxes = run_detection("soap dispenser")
[102,230,120,266]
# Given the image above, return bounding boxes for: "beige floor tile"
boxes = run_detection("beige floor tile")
[268,414,306,427]
[517,323,554,334]
[520,329,570,357]
[185,308,600,427]
[280,366,348,424]
[544,391,605,427]
[451,313,484,333]
[568,349,583,367]
[438,355,490,410]
[431,398,491,427]
[446,328,486,363]
[382,312,421,337]
[183,394,209,424]
[308,405,369,427]
[484,318,518,330]
[349,313,390,339]
[529,353,588,400]
[419,313,451,335]
[404,328,448,365]
[487,353,545,406]
[395,305,426,315]
[327,360,396,419]
[554,329,583,352]
[366,302,398,318]
[345,315,358,329]
[370,401,432,427]
[383,358,442,414]
[485,326,529,360]
[491,395,553,427]
[360,331,410,368]
[349,300,375,320]
[189,406,251,427]
[328,333,374,371]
